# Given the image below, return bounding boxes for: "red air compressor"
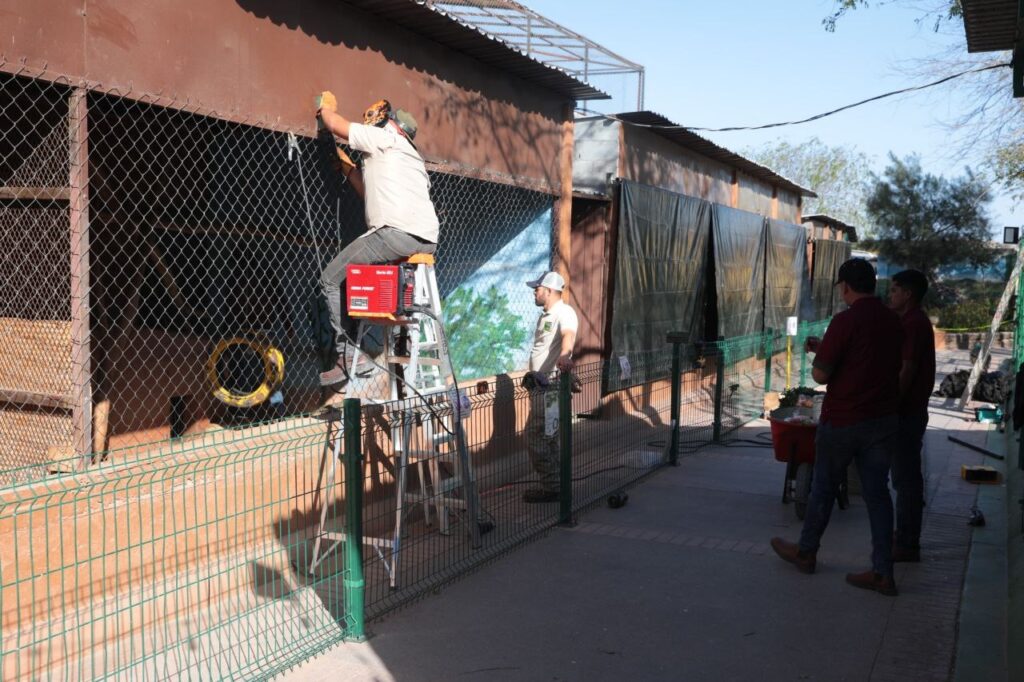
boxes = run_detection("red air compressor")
[346,263,418,320]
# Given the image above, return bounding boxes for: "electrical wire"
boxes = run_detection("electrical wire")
[579,62,1011,133]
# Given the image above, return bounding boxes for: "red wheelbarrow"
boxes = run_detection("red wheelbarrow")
[768,406,848,520]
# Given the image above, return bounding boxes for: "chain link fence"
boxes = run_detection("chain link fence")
[0,65,559,487]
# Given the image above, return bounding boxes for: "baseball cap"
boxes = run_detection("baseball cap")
[526,271,565,292]
[833,257,876,292]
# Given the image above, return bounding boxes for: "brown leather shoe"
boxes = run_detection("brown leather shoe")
[845,570,898,596]
[770,537,816,574]
[892,545,921,563]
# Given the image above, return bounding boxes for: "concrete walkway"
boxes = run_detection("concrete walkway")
[279,351,1002,682]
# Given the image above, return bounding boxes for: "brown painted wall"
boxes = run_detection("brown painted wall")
[569,197,612,369]
[737,172,773,217]
[778,192,801,223]
[1,0,568,189]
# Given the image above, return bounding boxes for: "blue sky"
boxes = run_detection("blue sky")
[525,0,1022,234]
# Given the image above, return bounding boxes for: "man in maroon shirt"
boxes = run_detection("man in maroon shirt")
[888,270,935,562]
[771,258,904,595]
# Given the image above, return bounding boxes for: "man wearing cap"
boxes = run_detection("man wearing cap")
[888,269,935,563]
[314,92,440,391]
[522,271,578,503]
[771,258,905,595]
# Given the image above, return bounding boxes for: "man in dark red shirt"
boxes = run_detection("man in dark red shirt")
[888,270,935,562]
[772,258,904,595]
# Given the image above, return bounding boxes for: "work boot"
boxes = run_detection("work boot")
[892,545,921,563]
[319,355,350,387]
[522,489,560,504]
[845,570,898,596]
[770,537,816,574]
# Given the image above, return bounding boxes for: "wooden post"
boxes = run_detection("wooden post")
[555,102,574,286]
[959,244,1024,411]
[730,170,739,208]
[771,186,779,219]
[69,88,92,466]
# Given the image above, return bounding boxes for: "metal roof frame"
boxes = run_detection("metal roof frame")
[428,0,645,107]
[342,0,613,101]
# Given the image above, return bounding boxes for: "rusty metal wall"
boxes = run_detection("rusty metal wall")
[621,125,734,206]
[1,0,568,190]
[569,197,613,370]
[619,124,804,216]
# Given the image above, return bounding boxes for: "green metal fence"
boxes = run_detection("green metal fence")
[706,318,830,439]
[1015,241,1024,373]
[2,326,807,679]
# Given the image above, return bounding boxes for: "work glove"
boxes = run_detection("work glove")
[315,90,337,114]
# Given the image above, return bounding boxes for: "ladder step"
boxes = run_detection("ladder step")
[388,356,443,366]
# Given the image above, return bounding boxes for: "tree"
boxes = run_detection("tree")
[862,153,998,280]
[822,1,1023,200]
[744,137,873,231]
[823,1,962,33]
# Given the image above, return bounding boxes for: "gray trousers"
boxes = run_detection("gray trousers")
[319,227,436,360]
[527,389,560,493]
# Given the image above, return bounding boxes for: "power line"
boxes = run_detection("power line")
[579,62,1011,133]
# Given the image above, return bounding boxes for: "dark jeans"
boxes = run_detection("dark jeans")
[799,414,899,577]
[319,227,436,360]
[892,412,928,549]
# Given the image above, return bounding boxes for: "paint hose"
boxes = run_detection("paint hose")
[207,336,285,408]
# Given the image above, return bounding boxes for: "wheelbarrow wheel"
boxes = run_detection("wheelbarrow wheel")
[794,462,813,521]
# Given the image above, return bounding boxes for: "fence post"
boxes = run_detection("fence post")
[558,371,574,524]
[713,336,725,443]
[343,398,366,641]
[763,328,774,395]
[799,323,808,387]
[667,332,686,466]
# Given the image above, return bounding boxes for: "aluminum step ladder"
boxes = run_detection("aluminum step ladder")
[307,254,483,587]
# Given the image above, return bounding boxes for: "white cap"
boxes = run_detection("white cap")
[526,271,565,292]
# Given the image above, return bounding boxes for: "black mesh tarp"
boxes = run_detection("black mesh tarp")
[712,205,766,338]
[765,219,807,331]
[610,181,710,380]
[810,239,852,320]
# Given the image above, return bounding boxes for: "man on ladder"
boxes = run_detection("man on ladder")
[314,91,440,396]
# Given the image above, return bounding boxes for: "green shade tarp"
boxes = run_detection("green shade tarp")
[610,181,711,387]
[765,219,807,331]
[810,239,852,320]
[712,205,766,338]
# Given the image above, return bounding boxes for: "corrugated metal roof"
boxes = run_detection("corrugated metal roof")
[802,213,858,242]
[962,0,1019,52]
[341,0,609,101]
[612,111,818,198]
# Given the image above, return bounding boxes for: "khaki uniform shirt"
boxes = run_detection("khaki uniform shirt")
[528,300,579,374]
